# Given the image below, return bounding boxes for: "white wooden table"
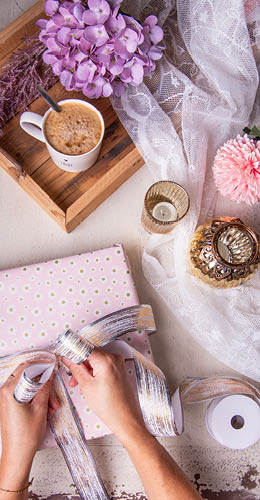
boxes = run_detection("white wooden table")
[1,3,260,499]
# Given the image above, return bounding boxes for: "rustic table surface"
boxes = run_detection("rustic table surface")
[1,2,260,499]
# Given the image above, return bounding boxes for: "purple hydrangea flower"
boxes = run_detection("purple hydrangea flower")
[84,24,109,46]
[37,0,164,98]
[143,15,163,44]
[82,0,111,25]
[76,59,97,82]
[114,27,139,58]
[44,0,59,16]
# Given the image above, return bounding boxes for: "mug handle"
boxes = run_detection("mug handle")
[20,112,45,142]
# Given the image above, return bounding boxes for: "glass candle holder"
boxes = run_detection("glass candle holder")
[189,217,260,288]
[141,181,190,234]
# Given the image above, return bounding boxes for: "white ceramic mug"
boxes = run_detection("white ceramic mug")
[20,99,105,173]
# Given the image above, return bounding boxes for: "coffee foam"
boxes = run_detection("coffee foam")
[45,102,102,156]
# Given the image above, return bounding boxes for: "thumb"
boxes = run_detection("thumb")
[62,357,92,387]
[32,377,53,409]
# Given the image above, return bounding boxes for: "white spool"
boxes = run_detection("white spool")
[205,394,260,449]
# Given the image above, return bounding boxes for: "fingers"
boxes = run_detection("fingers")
[87,347,107,364]
[4,363,28,390]
[33,379,60,413]
[32,376,53,409]
[62,357,93,387]
[86,348,113,376]
[48,394,60,414]
[69,375,78,388]
[88,349,125,376]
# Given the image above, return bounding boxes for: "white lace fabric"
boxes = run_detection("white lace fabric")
[111,0,260,381]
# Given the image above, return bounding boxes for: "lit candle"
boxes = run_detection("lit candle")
[152,202,178,222]
[141,181,189,234]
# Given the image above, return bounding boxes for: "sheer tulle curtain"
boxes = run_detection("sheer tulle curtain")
[111,0,260,381]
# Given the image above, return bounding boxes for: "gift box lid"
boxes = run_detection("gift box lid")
[0,244,153,446]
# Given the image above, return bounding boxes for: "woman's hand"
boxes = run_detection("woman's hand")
[0,362,58,487]
[63,349,148,446]
[63,350,202,500]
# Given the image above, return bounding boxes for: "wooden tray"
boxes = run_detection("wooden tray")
[0,1,144,233]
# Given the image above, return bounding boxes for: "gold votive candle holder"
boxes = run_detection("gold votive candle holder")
[189,217,260,288]
[141,181,190,234]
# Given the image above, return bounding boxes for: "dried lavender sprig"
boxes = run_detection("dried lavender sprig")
[0,36,57,135]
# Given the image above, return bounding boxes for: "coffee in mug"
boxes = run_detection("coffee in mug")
[19,99,105,173]
[45,102,102,156]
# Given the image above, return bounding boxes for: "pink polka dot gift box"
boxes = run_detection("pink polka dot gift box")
[0,244,154,447]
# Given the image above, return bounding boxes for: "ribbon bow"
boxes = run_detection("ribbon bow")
[0,305,178,500]
[1,304,259,499]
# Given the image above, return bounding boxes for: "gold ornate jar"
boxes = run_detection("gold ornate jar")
[189,217,260,288]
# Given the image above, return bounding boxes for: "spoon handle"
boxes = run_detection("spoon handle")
[37,85,62,112]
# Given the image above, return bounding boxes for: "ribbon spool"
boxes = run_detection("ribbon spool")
[205,394,260,449]
[2,306,260,500]
[179,376,260,450]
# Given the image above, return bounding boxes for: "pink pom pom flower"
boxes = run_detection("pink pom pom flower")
[213,134,260,205]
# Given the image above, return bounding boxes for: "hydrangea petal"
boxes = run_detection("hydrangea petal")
[114,38,131,59]
[60,69,73,89]
[109,59,124,75]
[46,19,59,32]
[102,81,113,96]
[52,59,64,74]
[45,0,59,16]
[126,37,138,52]
[76,60,97,82]
[89,0,110,22]
[131,62,144,84]
[111,79,127,96]
[148,45,163,60]
[84,25,109,46]
[88,0,100,9]
[42,51,59,64]
[46,36,61,51]
[52,13,66,27]
[83,84,96,98]
[138,37,151,55]
[73,51,87,63]
[143,15,158,28]
[39,32,49,43]
[73,3,84,21]
[120,67,132,83]
[150,25,164,44]
[57,27,71,44]
[96,43,114,57]
[36,19,48,29]
[80,37,91,54]
[83,0,110,24]
[82,10,99,25]
[105,13,125,35]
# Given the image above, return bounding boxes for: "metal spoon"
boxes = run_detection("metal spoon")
[37,84,62,112]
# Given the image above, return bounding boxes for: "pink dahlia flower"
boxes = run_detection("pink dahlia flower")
[213,134,260,205]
